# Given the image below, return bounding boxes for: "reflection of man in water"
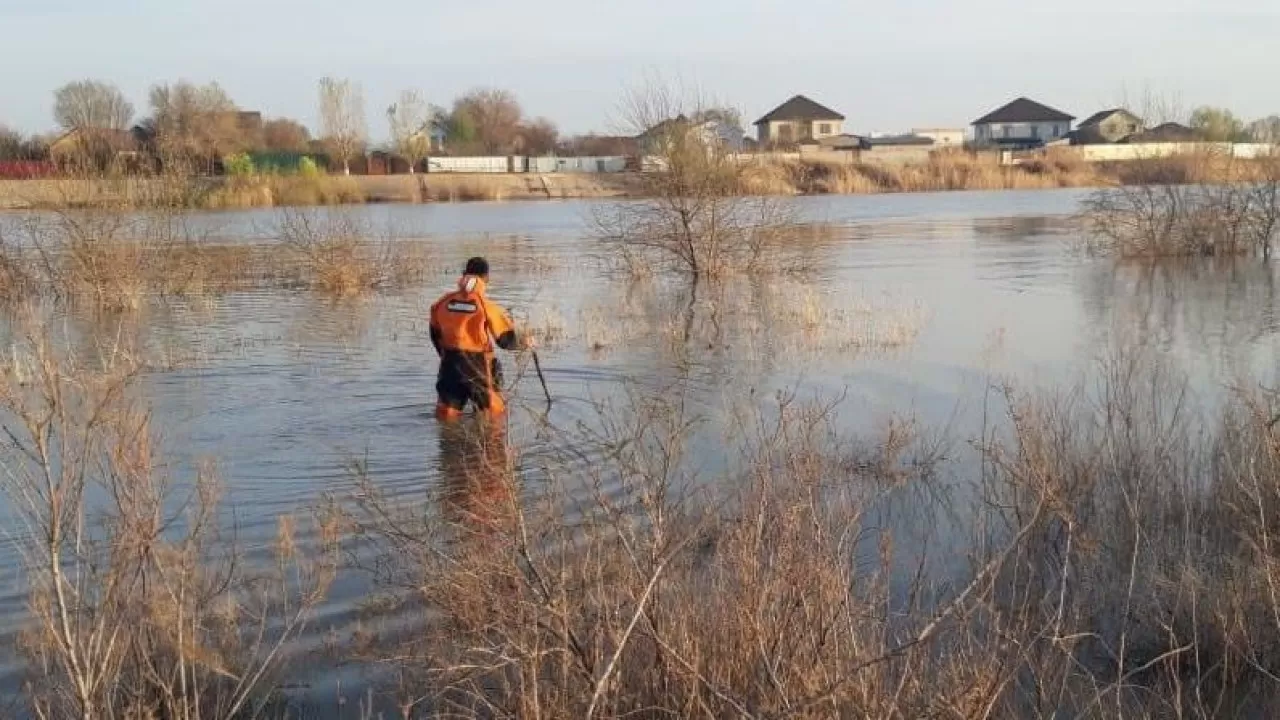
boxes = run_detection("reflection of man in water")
[437,418,515,538]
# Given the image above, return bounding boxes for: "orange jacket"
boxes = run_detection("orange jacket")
[429,275,518,355]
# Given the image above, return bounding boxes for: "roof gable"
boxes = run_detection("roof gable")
[1078,108,1142,129]
[972,97,1074,126]
[755,95,845,125]
[1122,122,1201,143]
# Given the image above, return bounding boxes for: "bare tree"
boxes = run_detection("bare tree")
[387,90,431,173]
[452,88,522,154]
[595,80,793,280]
[146,80,242,171]
[1114,83,1187,126]
[53,80,134,131]
[262,117,312,152]
[1248,116,1280,144]
[0,125,23,160]
[518,117,559,156]
[318,77,367,175]
[1190,106,1247,142]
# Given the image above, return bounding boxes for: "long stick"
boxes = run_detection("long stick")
[531,350,552,407]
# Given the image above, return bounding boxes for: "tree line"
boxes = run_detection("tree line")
[3,78,1279,172]
[0,77,624,173]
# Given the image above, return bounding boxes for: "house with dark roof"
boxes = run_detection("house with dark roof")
[754,95,844,146]
[636,114,742,154]
[1121,122,1201,144]
[972,97,1074,148]
[1073,108,1145,144]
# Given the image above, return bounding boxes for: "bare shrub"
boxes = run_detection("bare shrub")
[331,347,1280,717]
[277,208,426,296]
[0,310,337,719]
[10,175,265,310]
[1082,153,1280,258]
[594,83,797,280]
[345,391,956,717]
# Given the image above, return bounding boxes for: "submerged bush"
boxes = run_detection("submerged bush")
[340,351,1280,717]
[1083,154,1280,258]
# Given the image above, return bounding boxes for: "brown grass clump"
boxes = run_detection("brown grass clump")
[425,178,506,202]
[200,174,367,209]
[277,208,428,297]
[766,150,1104,196]
[12,206,263,311]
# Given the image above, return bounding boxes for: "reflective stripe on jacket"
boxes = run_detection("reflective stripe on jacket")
[429,275,517,354]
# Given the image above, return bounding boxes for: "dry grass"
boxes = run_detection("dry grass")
[337,352,1280,717]
[0,203,433,309]
[276,208,429,297]
[790,287,929,352]
[201,174,367,209]
[0,310,338,719]
[778,150,1103,196]
[0,169,370,211]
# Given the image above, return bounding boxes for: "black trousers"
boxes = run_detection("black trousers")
[436,350,504,411]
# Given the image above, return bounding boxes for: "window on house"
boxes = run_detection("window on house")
[1001,125,1012,138]
[779,124,793,142]
[819,123,832,135]
[1031,125,1041,139]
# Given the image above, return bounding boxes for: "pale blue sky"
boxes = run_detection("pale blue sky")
[1,0,1277,139]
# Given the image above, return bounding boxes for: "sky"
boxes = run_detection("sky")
[1,0,1277,141]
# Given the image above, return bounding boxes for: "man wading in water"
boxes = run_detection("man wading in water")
[429,256,532,421]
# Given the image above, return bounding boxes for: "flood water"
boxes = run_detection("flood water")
[2,188,1279,713]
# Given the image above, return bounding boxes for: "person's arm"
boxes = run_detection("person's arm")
[482,299,521,351]
[428,300,444,356]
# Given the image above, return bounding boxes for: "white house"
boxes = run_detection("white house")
[971,97,1074,148]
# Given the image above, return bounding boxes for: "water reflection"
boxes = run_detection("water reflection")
[970,215,1074,243]
[1079,259,1280,382]
[436,418,515,538]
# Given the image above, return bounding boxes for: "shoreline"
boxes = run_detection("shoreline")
[0,152,1245,211]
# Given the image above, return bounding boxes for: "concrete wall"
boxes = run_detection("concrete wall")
[1075,142,1277,162]
[796,147,859,164]
[529,156,628,173]
[426,156,513,173]
[426,156,630,174]
[913,129,966,147]
[861,145,934,166]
